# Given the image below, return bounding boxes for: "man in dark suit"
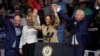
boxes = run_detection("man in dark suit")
[52,3,100,56]
[0,15,22,56]
[0,6,16,56]
[1,16,16,56]
[12,15,22,56]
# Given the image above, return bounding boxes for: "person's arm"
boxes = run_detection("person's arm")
[36,15,41,26]
[53,10,60,27]
[58,11,70,21]
[19,35,23,49]
[57,5,71,21]
[19,27,24,49]
[51,4,71,23]
[33,25,42,30]
[32,15,42,30]
[19,27,25,54]
[86,6,100,21]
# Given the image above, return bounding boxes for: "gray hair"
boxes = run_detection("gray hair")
[75,9,85,16]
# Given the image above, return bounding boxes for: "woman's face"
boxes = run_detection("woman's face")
[45,16,52,25]
[33,9,38,17]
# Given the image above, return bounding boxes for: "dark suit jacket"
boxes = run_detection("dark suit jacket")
[58,9,99,47]
[0,16,16,50]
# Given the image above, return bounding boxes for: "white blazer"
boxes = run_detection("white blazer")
[19,25,38,48]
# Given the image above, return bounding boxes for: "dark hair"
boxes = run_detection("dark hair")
[26,7,34,15]
[44,15,55,25]
[0,6,7,11]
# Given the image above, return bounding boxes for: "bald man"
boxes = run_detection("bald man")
[13,15,21,27]
[3,15,22,56]
[12,15,23,56]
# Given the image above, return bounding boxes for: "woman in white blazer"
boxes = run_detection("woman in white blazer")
[19,8,38,56]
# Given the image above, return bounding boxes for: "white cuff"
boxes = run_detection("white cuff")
[57,5,61,12]
[95,6,100,10]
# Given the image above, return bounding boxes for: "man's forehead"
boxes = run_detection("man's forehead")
[14,16,21,20]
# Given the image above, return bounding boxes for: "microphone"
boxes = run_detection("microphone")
[49,32,54,38]
[46,32,50,37]
[47,32,54,42]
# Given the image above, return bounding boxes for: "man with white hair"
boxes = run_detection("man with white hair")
[74,9,85,22]
[52,3,100,56]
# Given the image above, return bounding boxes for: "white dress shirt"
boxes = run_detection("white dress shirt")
[72,22,79,45]
[12,27,21,48]
[34,15,41,26]
[71,34,79,45]
[19,25,38,48]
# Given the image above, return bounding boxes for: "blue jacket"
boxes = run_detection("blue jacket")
[0,16,16,50]
[58,9,99,47]
[57,23,66,44]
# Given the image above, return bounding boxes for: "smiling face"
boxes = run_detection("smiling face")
[45,16,53,25]
[75,9,85,22]
[13,15,21,27]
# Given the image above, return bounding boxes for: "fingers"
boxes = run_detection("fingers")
[19,48,23,55]
[51,4,58,12]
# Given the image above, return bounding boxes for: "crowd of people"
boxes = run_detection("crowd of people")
[0,0,100,56]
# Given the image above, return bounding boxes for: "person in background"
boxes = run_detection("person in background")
[8,9,22,19]
[27,0,41,11]
[3,0,11,9]
[0,6,7,18]
[0,6,6,49]
[19,12,38,56]
[0,0,3,5]
[87,0,100,51]
[71,0,93,18]
[12,15,22,56]
[43,0,53,16]
[53,2,99,56]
